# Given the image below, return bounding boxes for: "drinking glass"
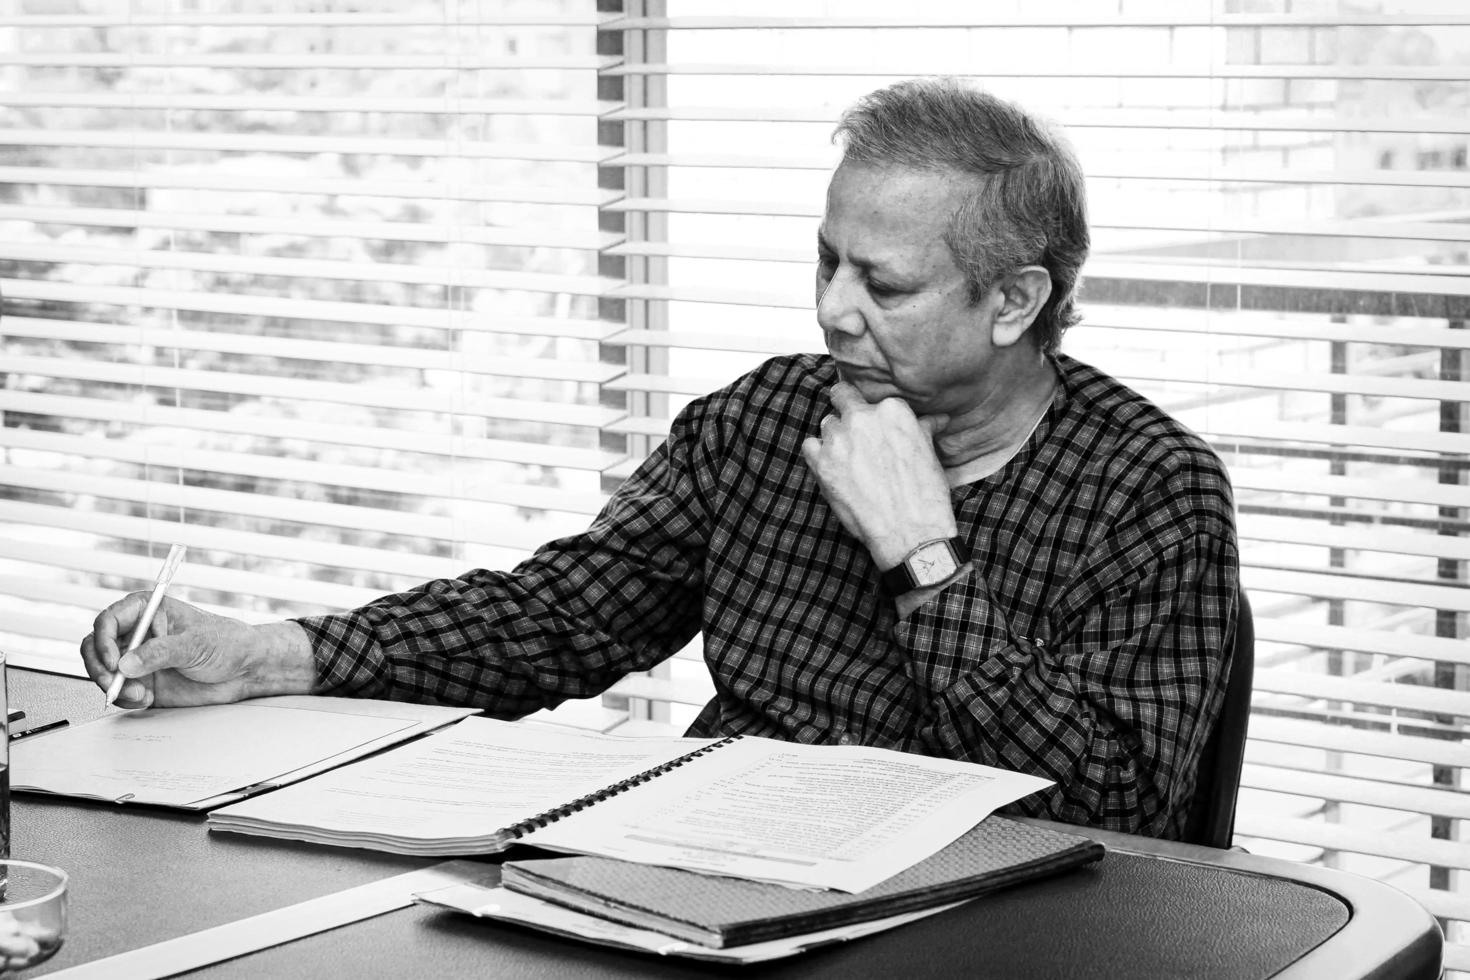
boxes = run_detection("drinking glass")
[0,861,67,974]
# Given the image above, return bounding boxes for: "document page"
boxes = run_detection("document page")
[209,717,719,852]
[523,736,1053,892]
[11,697,474,808]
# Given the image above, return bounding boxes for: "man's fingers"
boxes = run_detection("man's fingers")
[79,634,110,687]
[90,598,133,670]
[117,633,204,679]
[827,381,866,414]
[918,413,950,438]
[112,679,153,710]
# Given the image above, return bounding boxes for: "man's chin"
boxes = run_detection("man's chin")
[832,366,898,403]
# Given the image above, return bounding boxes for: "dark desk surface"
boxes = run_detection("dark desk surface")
[15,668,1444,980]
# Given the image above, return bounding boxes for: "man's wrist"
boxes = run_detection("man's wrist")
[893,564,972,620]
[246,621,320,697]
[879,536,970,597]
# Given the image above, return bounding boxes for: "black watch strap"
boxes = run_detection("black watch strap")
[878,537,970,597]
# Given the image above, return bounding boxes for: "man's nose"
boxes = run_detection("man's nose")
[816,270,865,336]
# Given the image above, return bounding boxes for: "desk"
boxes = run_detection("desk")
[16,668,1443,979]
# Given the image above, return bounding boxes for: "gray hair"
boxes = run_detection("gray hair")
[832,77,1089,353]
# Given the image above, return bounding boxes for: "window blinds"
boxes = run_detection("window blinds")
[0,2,621,681]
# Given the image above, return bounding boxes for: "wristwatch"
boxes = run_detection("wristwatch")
[879,537,970,597]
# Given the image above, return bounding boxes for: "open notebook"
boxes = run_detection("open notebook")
[207,716,1054,892]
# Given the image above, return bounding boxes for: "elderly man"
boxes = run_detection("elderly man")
[82,77,1237,839]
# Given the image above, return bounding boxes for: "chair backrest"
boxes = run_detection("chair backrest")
[1181,588,1255,849]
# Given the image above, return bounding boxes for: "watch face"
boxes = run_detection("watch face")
[908,541,959,586]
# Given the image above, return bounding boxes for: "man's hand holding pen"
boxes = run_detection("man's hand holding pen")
[80,595,317,709]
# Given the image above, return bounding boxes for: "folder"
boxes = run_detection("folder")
[501,816,1105,948]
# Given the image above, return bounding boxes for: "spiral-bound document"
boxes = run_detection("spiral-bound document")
[208,716,1054,892]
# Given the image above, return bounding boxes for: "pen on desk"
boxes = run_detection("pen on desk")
[10,719,69,742]
[105,543,188,707]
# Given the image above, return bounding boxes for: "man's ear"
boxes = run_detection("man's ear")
[991,266,1053,348]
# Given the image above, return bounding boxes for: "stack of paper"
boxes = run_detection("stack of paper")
[420,817,1105,962]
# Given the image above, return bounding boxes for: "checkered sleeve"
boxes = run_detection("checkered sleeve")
[897,521,1238,838]
[293,395,727,712]
[893,473,1240,834]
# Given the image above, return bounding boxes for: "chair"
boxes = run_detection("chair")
[1181,588,1254,849]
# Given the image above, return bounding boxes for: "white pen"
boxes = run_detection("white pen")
[105,543,187,707]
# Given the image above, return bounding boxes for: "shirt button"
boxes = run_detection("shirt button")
[837,732,855,746]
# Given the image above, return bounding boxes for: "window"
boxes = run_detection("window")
[2,1,1467,969]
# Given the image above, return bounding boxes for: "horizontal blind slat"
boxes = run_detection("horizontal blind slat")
[1247,715,1470,769]
[606,60,1468,81]
[0,467,565,553]
[0,94,615,115]
[0,166,630,210]
[1234,813,1470,870]
[0,53,621,71]
[2,282,615,336]
[605,13,1470,28]
[2,12,620,27]
[0,392,622,472]
[0,541,384,611]
[1246,567,1470,613]
[6,313,620,347]
[1254,620,1470,667]
[0,431,608,516]
[0,212,622,280]
[605,105,1470,135]
[0,499,460,582]
[1239,763,1470,820]
[2,325,624,383]
[603,153,1470,189]
[0,129,618,162]
[4,355,625,424]
[0,241,618,297]
[1254,668,1470,718]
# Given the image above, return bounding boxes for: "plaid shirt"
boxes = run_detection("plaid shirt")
[301,352,1238,839]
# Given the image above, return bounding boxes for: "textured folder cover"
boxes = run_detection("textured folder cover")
[502,816,1105,948]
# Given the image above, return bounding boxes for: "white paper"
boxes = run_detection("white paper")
[523,736,1052,892]
[414,882,965,964]
[209,717,719,851]
[11,697,475,808]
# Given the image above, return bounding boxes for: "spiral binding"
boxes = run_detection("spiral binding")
[507,733,743,839]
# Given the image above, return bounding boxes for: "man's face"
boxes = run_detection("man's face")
[816,162,1006,417]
